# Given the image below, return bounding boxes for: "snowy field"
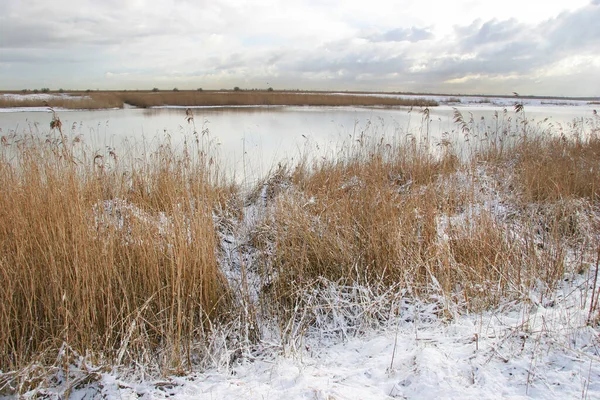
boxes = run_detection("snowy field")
[20,273,600,399]
[0,93,89,101]
[0,93,91,113]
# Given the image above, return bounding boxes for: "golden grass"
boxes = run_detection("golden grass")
[511,135,600,203]
[0,91,437,109]
[0,119,229,374]
[118,91,438,108]
[254,125,598,315]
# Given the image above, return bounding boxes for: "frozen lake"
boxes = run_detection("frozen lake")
[0,101,597,182]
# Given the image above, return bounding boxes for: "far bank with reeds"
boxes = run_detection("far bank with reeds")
[0,90,438,110]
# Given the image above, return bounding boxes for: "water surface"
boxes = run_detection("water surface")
[1,104,597,182]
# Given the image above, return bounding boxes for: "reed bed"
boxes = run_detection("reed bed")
[117,91,438,108]
[0,114,230,379]
[510,134,599,203]
[251,131,587,317]
[1,106,599,395]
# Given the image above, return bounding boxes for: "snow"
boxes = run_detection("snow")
[1,93,89,101]
[0,93,93,113]
[10,261,599,399]
[0,107,58,113]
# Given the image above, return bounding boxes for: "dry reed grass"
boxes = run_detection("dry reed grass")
[0,113,230,378]
[477,111,600,246]
[252,112,599,318]
[0,91,437,109]
[511,135,600,203]
[118,91,438,108]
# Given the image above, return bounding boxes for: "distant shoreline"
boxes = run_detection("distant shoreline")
[0,90,438,110]
[0,90,598,111]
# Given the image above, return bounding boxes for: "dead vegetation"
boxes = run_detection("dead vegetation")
[1,106,599,395]
[0,113,230,378]
[0,90,437,109]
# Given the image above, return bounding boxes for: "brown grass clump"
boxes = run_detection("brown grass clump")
[511,135,600,203]
[477,114,600,249]
[254,138,462,306]
[0,118,229,375]
[253,120,598,316]
[444,211,565,310]
[472,106,600,204]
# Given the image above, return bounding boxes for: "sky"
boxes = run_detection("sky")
[1,0,599,97]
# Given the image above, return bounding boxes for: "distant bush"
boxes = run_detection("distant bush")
[40,88,50,93]
[197,88,203,91]
[33,89,39,94]
[173,88,179,92]
[267,87,274,92]
[233,86,241,91]
[152,88,159,92]
[58,88,64,93]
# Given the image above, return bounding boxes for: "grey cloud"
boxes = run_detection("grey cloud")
[367,27,433,43]
[456,19,523,51]
[1,0,599,96]
[0,18,146,49]
[295,53,408,76]
[214,54,248,71]
[422,3,600,86]
[287,39,410,76]
[149,1,600,94]
[0,1,220,50]
[319,4,597,89]
[454,4,600,55]
[540,4,600,52]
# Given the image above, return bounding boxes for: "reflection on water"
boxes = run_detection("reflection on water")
[0,105,598,183]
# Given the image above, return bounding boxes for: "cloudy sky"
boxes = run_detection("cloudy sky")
[1,0,599,96]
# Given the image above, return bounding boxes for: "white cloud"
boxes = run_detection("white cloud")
[0,0,598,96]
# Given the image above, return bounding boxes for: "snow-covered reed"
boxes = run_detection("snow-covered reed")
[1,106,599,397]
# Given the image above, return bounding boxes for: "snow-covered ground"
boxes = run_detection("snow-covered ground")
[0,93,91,113]
[0,93,88,101]
[23,273,600,399]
